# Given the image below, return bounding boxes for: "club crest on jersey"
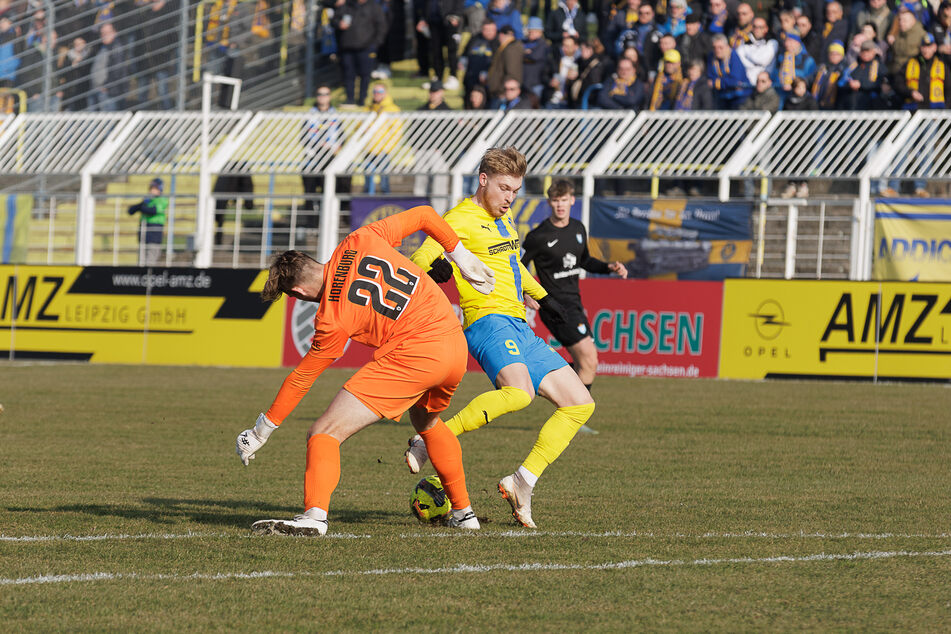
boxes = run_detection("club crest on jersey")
[576,233,583,244]
[577,323,587,334]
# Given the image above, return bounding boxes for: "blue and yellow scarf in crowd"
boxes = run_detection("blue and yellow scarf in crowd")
[811,64,843,107]
[708,8,728,33]
[906,56,947,106]
[609,74,637,96]
[729,24,752,48]
[674,78,697,109]
[650,67,683,109]
[779,31,802,89]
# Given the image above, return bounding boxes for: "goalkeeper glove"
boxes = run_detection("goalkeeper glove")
[538,295,567,325]
[427,257,454,283]
[236,413,278,466]
[445,242,495,294]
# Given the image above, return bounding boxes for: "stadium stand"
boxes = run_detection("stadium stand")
[0,1,949,278]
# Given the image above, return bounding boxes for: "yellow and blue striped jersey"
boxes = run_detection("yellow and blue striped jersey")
[411,198,547,329]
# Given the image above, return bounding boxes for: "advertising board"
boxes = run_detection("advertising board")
[720,279,951,380]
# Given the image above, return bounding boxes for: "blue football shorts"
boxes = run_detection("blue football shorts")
[464,314,568,392]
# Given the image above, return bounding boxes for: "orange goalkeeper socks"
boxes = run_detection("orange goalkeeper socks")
[304,433,340,514]
[419,419,470,510]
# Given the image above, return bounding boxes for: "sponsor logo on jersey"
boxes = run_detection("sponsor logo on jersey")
[488,239,519,255]
[553,267,583,279]
[547,239,558,247]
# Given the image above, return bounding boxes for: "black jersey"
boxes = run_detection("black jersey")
[521,217,611,303]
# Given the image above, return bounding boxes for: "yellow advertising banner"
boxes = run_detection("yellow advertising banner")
[0,266,284,366]
[720,279,951,380]
[873,200,951,282]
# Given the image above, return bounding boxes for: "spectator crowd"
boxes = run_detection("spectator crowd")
[457,0,948,114]
[0,0,285,112]
[315,0,951,117]
[319,0,947,197]
[0,0,948,122]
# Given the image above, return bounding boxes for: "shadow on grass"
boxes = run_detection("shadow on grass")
[6,497,404,529]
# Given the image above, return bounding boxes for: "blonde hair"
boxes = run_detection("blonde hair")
[262,250,317,302]
[478,147,528,179]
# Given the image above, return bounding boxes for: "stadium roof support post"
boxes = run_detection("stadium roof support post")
[581,174,593,228]
[197,74,242,268]
[853,180,871,279]
[77,113,137,265]
[784,203,799,279]
[855,111,915,280]
[718,113,778,202]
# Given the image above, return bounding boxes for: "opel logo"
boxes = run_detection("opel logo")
[750,299,790,340]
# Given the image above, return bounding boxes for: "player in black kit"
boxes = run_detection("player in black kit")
[522,180,627,419]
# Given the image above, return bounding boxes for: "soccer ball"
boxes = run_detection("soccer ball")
[411,475,451,522]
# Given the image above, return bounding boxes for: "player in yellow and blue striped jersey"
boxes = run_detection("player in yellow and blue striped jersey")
[408,147,595,529]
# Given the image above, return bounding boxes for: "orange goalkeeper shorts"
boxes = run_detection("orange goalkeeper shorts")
[344,327,468,420]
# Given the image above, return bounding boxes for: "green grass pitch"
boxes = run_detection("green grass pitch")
[2,363,950,630]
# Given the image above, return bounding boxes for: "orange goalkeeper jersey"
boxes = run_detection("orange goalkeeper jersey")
[266,206,463,424]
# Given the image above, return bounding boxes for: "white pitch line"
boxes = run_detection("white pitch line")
[399,530,951,540]
[0,531,226,543]
[0,531,376,542]
[4,549,951,586]
[0,529,951,543]
[4,530,951,543]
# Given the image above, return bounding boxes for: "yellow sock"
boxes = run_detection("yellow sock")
[445,385,533,436]
[522,402,595,478]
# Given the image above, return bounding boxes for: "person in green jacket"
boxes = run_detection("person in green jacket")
[127,177,168,265]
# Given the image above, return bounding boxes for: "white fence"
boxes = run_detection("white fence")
[1,110,949,279]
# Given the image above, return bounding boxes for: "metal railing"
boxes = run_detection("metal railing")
[2,110,950,279]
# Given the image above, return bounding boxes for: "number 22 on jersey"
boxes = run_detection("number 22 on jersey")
[347,255,420,320]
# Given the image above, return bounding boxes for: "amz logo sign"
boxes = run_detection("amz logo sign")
[819,291,951,362]
[1,275,63,322]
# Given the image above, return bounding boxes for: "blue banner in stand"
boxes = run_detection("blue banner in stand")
[350,198,431,258]
[588,198,753,280]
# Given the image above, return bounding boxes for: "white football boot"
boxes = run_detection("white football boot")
[498,474,537,528]
[445,509,481,530]
[251,515,328,536]
[404,434,430,474]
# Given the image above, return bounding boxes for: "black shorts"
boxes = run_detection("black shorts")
[538,300,592,348]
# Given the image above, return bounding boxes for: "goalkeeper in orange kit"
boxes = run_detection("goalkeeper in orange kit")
[236,205,495,536]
